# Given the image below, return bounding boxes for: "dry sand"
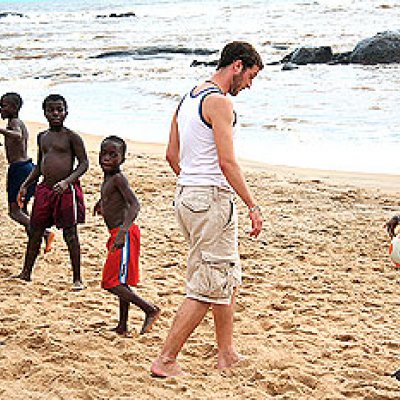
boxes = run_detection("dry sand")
[1,121,400,399]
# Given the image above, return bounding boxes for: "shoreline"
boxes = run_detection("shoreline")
[26,120,400,194]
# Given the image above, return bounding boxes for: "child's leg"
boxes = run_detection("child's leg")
[8,201,30,231]
[107,285,160,334]
[111,298,130,335]
[9,201,54,250]
[62,225,84,289]
[16,226,46,281]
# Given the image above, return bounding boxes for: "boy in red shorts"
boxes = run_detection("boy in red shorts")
[15,94,88,290]
[94,135,160,335]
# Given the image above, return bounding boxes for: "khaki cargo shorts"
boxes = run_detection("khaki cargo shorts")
[175,185,241,305]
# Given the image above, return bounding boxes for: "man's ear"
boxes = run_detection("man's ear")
[121,156,126,165]
[233,59,243,73]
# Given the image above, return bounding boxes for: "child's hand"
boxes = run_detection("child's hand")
[385,216,400,238]
[111,230,126,252]
[93,200,102,216]
[17,187,27,208]
[53,179,69,194]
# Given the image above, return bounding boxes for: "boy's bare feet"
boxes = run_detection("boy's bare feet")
[71,280,85,291]
[12,272,31,282]
[150,356,184,378]
[140,306,161,335]
[110,326,129,336]
[44,231,55,254]
[217,351,246,370]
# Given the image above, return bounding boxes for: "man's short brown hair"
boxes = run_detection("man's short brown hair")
[217,41,264,71]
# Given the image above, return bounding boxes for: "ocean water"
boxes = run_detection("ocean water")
[0,0,400,174]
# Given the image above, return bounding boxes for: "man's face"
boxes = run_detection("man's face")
[44,100,67,128]
[229,64,260,96]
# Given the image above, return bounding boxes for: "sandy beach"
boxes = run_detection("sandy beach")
[1,121,400,399]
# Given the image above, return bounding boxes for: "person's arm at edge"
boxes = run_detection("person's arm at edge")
[166,111,180,176]
[0,118,23,139]
[207,95,263,237]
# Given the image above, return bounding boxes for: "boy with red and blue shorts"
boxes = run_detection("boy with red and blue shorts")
[94,135,160,335]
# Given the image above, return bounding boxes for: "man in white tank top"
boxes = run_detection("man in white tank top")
[151,41,263,377]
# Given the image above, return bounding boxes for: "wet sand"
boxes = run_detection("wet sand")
[1,121,400,399]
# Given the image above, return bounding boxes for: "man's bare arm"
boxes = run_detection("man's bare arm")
[206,95,263,237]
[166,112,180,176]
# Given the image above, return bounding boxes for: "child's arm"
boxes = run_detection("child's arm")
[0,118,23,138]
[17,133,43,207]
[111,174,140,251]
[53,132,89,193]
[93,199,102,216]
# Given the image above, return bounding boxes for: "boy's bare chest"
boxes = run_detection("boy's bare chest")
[41,132,71,154]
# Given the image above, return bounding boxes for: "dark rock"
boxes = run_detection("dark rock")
[284,46,333,65]
[190,59,218,67]
[0,12,24,18]
[97,12,136,18]
[281,62,299,71]
[92,46,218,59]
[349,30,400,64]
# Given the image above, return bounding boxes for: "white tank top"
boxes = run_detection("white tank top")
[176,86,234,191]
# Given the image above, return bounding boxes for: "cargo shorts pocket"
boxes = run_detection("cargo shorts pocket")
[181,191,211,213]
[189,251,237,300]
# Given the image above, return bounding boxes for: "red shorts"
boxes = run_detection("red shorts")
[30,181,85,229]
[101,224,140,289]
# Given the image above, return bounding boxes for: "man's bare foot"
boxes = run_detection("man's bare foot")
[44,231,55,254]
[71,281,85,291]
[11,272,31,282]
[110,326,129,336]
[217,351,246,370]
[150,356,184,378]
[140,306,161,335]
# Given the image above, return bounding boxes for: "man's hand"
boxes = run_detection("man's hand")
[249,207,263,238]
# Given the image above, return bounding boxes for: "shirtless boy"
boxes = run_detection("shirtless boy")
[94,135,160,335]
[15,94,88,290]
[0,92,53,248]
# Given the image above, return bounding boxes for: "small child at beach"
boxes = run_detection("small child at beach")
[0,92,53,249]
[15,94,88,290]
[94,135,160,335]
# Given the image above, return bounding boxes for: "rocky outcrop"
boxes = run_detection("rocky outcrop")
[349,30,400,64]
[96,12,136,18]
[0,12,24,18]
[274,30,400,68]
[92,46,217,60]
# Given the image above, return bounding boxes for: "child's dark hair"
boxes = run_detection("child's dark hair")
[0,92,23,111]
[102,135,127,157]
[42,94,68,111]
